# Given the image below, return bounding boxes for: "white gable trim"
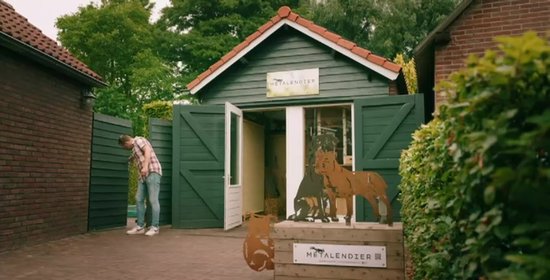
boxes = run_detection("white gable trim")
[190,19,399,94]
[190,20,287,94]
[287,21,399,80]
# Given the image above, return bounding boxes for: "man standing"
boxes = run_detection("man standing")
[118,134,162,236]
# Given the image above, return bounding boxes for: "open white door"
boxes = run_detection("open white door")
[224,102,243,230]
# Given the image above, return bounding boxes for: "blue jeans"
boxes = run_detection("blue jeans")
[136,172,161,228]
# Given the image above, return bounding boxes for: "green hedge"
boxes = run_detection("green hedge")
[142,100,174,137]
[399,32,550,279]
[128,161,139,205]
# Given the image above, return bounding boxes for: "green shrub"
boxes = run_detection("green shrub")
[400,119,457,279]
[128,161,139,205]
[400,32,550,279]
[142,100,174,137]
[394,53,418,94]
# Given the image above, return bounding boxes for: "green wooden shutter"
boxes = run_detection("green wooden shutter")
[172,105,225,228]
[148,118,172,225]
[354,94,424,222]
[89,113,132,231]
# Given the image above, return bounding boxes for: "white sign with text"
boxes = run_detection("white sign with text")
[293,243,387,268]
[266,68,319,97]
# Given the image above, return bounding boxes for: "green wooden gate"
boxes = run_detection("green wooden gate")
[172,105,225,228]
[354,94,425,222]
[88,113,132,231]
[147,118,172,225]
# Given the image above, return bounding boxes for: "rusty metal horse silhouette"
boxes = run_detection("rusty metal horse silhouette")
[315,150,393,226]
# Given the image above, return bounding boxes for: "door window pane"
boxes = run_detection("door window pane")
[230,112,240,185]
[305,106,352,167]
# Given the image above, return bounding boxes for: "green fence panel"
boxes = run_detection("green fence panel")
[147,118,172,226]
[88,113,131,231]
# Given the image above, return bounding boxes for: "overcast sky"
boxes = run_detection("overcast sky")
[5,0,170,42]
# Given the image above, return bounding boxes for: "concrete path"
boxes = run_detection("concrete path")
[0,220,274,280]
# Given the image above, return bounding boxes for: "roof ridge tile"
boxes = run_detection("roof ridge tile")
[209,60,225,73]
[337,38,356,50]
[367,54,386,66]
[220,50,237,63]
[245,31,262,43]
[196,69,212,81]
[287,12,299,22]
[295,17,313,27]
[277,6,291,17]
[258,20,275,34]
[308,24,326,35]
[383,61,402,73]
[351,46,371,58]
[323,31,341,43]
[232,40,250,54]
[270,15,281,23]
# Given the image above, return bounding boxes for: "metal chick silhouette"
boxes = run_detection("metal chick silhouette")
[243,213,275,271]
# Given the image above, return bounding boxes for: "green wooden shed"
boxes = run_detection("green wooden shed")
[171,6,424,230]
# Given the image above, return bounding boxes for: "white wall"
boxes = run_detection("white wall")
[286,107,305,218]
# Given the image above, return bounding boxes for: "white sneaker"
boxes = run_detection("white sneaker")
[126,226,145,235]
[145,226,159,236]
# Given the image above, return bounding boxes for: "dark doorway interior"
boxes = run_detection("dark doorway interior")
[244,110,286,220]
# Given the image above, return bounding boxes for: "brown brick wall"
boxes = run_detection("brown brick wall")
[0,49,93,252]
[434,0,550,104]
[389,81,399,95]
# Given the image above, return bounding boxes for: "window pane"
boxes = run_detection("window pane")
[230,112,239,185]
[304,106,352,167]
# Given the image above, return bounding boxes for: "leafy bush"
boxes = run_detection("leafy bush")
[394,54,418,94]
[400,32,550,279]
[128,161,139,205]
[142,100,174,137]
[400,119,456,279]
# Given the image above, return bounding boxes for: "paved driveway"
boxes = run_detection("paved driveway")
[0,221,274,280]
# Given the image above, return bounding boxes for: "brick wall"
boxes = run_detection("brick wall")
[434,0,550,104]
[389,81,399,95]
[0,49,93,252]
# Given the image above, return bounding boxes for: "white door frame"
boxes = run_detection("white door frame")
[226,103,355,223]
[285,107,305,219]
[284,103,355,222]
[224,102,243,230]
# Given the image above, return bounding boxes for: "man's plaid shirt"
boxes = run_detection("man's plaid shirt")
[132,137,162,176]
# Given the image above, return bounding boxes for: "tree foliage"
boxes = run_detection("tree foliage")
[157,0,306,80]
[308,0,380,50]
[56,0,186,134]
[399,32,550,279]
[309,0,460,58]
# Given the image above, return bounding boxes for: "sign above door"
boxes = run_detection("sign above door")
[267,68,319,98]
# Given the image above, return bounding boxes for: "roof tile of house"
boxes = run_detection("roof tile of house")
[0,1,102,82]
[187,6,401,92]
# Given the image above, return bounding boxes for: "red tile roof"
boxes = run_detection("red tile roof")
[0,1,103,84]
[187,6,402,93]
